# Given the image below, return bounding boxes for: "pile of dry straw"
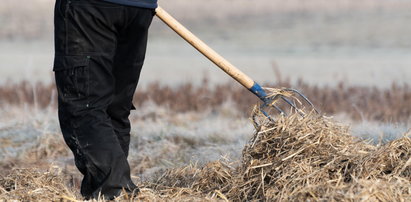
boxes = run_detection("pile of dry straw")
[1,106,410,201]
[143,110,411,201]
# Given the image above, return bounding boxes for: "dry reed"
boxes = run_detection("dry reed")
[1,84,411,201]
[1,79,410,122]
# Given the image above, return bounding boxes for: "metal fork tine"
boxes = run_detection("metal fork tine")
[280,96,306,116]
[259,87,318,121]
[259,105,276,122]
[272,104,287,116]
[263,94,287,116]
[284,88,319,113]
[261,102,286,116]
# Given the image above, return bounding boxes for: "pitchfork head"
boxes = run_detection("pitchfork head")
[254,87,319,122]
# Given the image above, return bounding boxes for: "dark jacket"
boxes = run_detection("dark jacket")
[102,0,157,9]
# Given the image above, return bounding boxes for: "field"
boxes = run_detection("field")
[1,0,411,201]
[0,79,410,201]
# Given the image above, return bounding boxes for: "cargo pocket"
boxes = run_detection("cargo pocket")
[53,55,90,102]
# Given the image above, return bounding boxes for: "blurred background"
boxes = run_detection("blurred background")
[1,1,411,200]
[1,0,411,87]
[1,0,411,198]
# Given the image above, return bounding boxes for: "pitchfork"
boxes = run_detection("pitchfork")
[155,7,318,120]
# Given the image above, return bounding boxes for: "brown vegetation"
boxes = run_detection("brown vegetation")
[0,79,410,122]
[1,111,410,201]
[137,112,410,201]
[0,167,77,201]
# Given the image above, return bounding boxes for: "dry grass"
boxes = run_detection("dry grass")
[0,78,410,201]
[0,79,410,122]
[0,81,56,109]
[21,132,70,162]
[2,108,409,201]
[0,166,77,201]
[139,112,411,201]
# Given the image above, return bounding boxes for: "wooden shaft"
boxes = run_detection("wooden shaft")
[155,6,255,89]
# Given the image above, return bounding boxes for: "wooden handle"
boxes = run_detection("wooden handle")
[155,6,255,89]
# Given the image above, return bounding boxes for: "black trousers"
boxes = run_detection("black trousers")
[53,0,154,199]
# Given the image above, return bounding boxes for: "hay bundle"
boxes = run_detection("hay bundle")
[355,137,411,180]
[152,111,411,201]
[192,161,233,193]
[288,178,411,201]
[227,114,369,201]
[224,111,411,201]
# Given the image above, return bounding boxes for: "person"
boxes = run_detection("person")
[53,0,157,199]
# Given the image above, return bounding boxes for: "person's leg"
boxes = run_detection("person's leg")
[53,0,138,199]
[107,7,154,157]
